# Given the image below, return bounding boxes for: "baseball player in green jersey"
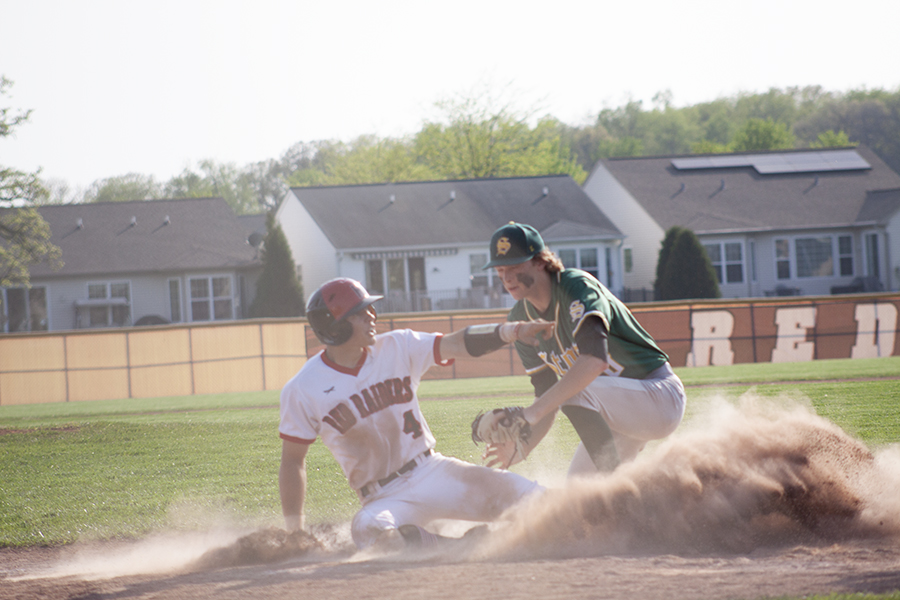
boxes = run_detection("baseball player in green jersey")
[472,222,686,476]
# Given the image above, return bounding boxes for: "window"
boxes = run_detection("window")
[865,233,880,277]
[408,257,425,292]
[469,253,488,288]
[749,240,757,282]
[85,281,131,327]
[704,243,721,281]
[110,282,130,325]
[775,235,855,280]
[366,257,427,294]
[168,279,182,322]
[623,248,633,274]
[704,241,743,284]
[838,235,853,277]
[366,260,385,295]
[558,249,576,269]
[775,239,791,280]
[387,258,405,292]
[605,247,613,289]
[724,242,743,283]
[580,248,599,279]
[3,286,48,332]
[190,276,233,321]
[796,237,833,278]
[557,247,600,279]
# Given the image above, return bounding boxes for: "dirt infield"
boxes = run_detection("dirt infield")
[3,538,900,600]
[4,398,900,600]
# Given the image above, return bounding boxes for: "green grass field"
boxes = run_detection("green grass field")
[1,356,899,550]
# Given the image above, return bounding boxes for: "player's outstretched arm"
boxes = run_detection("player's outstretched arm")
[439,320,554,360]
[279,439,309,531]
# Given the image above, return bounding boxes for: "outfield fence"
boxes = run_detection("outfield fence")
[1,293,898,406]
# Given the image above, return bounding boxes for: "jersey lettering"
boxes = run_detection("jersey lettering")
[322,403,357,434]
[538,344,581,377]
[603,355,624,377]
[349,376,414,418]
[402,410,424,439]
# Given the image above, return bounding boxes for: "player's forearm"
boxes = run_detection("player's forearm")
[279,462,307,531]
[524,355,606,424]
[525,410,556,451]
[440,321,554,360]
[439,323,516,359]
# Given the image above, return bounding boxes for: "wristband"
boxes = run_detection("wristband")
[498,322,520,344]
[463,323,506,357]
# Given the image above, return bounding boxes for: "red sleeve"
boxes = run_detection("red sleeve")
[433,334,455,367]
[280,432,315,445]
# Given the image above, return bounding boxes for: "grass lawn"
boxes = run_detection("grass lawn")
[1,356,898,548]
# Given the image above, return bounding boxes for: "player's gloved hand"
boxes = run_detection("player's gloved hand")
[471,407,532,467]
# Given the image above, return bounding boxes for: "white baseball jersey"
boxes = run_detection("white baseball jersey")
[279,329,448,491]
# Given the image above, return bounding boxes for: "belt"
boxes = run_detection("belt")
[360,449,433,498]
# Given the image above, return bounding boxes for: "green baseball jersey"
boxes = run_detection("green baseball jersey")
[508,269,668,380]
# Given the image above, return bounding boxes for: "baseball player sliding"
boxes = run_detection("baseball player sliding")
[472,222,686,476]
[279,278,547,550]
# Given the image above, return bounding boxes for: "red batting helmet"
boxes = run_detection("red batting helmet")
[306,278,383,345]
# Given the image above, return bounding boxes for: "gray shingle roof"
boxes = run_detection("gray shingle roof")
[857,188,900,223]
[290,175,622,250]
[22,198,261,278]
[598,145,900,234]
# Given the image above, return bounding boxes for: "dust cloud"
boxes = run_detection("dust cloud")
[21,394,900,581]
[33,530,246,580]
[480,395,900,560]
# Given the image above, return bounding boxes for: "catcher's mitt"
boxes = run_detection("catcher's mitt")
[471,407,532,464]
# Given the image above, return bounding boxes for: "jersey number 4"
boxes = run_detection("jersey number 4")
[402,410,424,439]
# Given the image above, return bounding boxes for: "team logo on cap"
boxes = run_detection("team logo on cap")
[496,236,512,256]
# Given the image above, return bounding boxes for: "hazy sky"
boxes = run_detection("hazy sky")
[3,0,899,191]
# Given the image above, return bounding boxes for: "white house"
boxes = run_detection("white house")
[276,175,624,312]
[582,145,900,299]
[1,198,262,332]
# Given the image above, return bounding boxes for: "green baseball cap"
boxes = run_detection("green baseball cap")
[483,222,545,269]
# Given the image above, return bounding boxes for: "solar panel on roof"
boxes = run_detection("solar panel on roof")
[671,150,871,174]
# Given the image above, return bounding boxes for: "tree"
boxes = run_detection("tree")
[654,226,685,299]
[82,173,163,203]
[656,228,719,301]
[1,77,62,288]
[414,93,586,183]
[249,212,304,318]
[729,118,795,152]
[809,130,852,148]
[596,136,644,159]
[691,139,730,154]
[167,160,260,215]
[163,158,287,214]
[794,89,900,173]
[558,121,613,172]
[287,135,435,187]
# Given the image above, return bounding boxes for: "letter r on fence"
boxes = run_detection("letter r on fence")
[687,310,735,367]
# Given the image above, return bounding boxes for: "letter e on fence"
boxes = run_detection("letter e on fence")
[686,310,735,366]
[851,303,898,359]
[771,307,817,363]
